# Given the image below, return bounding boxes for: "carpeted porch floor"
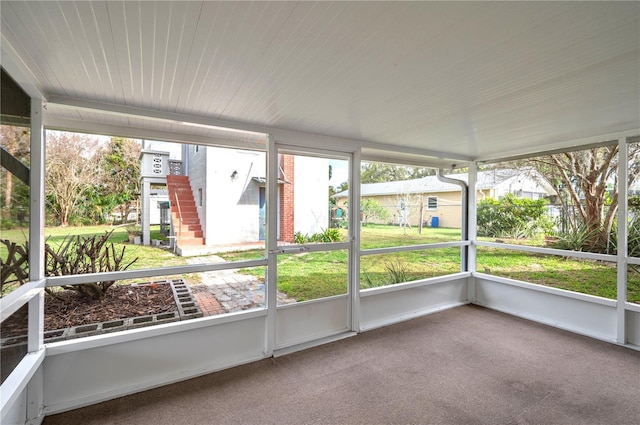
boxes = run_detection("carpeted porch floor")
[43,305,640,425]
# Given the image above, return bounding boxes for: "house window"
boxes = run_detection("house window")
[426,196,438,210]
[198,188,203,207]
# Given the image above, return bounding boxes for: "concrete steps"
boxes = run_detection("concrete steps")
[166,175,205,247]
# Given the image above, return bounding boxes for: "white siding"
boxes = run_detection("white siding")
[186,145,208,240]
[494,175,551,199]
[198,147,266,245]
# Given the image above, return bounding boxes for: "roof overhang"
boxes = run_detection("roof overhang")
[1,1,638,163]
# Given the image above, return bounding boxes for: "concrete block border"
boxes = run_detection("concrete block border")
[170,279,204,320]
[38,279,203,343]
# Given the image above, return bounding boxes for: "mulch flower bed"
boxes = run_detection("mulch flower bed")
[44,283,177,332]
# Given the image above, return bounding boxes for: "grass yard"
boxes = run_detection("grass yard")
[278,251,349,301]
[3,223,638,303]
[41,225,188,270]
[360,248,462,289]
[360,223,462,249]
[223,224,637,303]
[477,247,640,302]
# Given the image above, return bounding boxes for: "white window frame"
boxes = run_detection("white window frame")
[426,196,438,210]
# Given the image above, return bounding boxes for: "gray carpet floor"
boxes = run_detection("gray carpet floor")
[43,305,640,425]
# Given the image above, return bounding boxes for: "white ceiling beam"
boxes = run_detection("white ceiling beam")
[46,95,473,163]
[43,117,266,152]
[476,129,640,164]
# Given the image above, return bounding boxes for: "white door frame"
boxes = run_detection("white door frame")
[265,141,356,355]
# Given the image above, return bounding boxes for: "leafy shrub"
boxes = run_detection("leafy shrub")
[552,222,602,252]
[629,196,640,213]
[384,259,408,284]
[294,232,308,244]
[1,218,18,230]
[126,225,142,236]
[295,228,343,244]
[477,194,551,238]
[502,221,537,240]
[609,215,640,257]
[125,225,142,243]
[361,259,410,289]
[314,228,342,243]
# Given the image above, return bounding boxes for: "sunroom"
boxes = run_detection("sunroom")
[1,2,639,424]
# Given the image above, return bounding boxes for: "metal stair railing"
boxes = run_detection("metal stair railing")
[169,184,184,238]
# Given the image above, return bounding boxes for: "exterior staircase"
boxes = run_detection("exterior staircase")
[166,175,205,246]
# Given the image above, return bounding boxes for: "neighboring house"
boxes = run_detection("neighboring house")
[140,145,329,250]
[333,169,555,228]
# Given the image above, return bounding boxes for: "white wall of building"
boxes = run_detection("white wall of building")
[186,146,266,245]
[493,174,553,199]
[294,156,329,235]
[187,145,208,241]
[185,147,328,244]
[149,192,169,225]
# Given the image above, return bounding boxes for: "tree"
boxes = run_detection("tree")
[527,144,640,251]
[1,125,30,227]
[361,198,389,225]
[361,162,434,183]
[97,137,141,224]
[45,132,100,226]
[630,196,640,213]
[330,182,349,205]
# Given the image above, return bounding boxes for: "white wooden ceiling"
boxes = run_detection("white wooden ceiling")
[1,1,639,164]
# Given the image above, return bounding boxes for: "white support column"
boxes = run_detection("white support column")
[467,162,478,302]
[350,148,362,332]
[265,135,278,356]
[141,179,151,246]
[617,138,629,344]
[27,289,43,353]
[28,96,45,424]
[29,99,45,350]
[29,99,45,283]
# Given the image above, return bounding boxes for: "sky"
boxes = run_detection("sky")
[143,140,183,159]
[329,159,349,188]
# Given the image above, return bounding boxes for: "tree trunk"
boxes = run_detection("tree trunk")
[4,174,11,207]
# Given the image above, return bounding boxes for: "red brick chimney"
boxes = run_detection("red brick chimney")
[279,154,295,243]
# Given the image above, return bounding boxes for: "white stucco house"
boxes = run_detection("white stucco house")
[141,144,330,249]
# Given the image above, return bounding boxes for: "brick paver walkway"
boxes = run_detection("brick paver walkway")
[187,255,296,316]
[191,290,226,316]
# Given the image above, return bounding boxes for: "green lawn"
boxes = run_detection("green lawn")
[3,224,638,303]
[40,225,187,270]
[476,247,640,301]
[222,224,639,303]
[360,223,462,249]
